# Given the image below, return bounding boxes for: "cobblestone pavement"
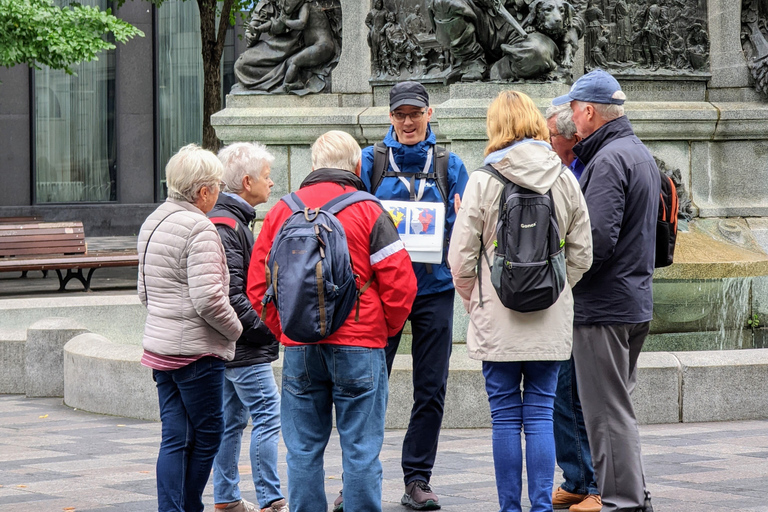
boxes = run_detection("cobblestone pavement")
[1,395,767,511]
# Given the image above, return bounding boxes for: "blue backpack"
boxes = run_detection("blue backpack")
[261,191,377,343]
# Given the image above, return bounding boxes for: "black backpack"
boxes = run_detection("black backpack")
[655,170,679,268]
[262,191,376,343]
[476,164,567,313]
[370,141,450,208]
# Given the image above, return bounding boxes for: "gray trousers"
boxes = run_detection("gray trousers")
[572,323,650,512]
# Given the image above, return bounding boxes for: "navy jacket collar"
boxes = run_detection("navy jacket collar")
[573,116,635,165]
[212,192,256,225]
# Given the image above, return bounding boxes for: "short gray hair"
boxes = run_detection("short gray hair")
[166,144,223,203]
[545,103,578,140]
[311,130,361,173]
[218,142,275,193]
[572,100,625,121]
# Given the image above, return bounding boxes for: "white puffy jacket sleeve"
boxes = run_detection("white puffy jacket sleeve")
[186,221,243,343]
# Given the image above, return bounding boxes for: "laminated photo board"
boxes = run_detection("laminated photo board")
[381,200,445,264]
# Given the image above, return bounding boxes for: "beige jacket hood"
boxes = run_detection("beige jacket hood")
[448,141,593,362]
[138,198,242,361]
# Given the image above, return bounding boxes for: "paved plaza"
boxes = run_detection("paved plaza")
[0,395,767,511]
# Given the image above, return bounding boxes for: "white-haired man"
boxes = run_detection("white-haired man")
[545,103,601,512]
[552,69,659,512]
[247,130,418,512]
[546,103,585,180]
[208,142,286,512]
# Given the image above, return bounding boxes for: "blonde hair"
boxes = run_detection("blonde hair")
[485,90,549,156]
[166,144,223,203]
[218,141,275,193]
[311,130,362,174]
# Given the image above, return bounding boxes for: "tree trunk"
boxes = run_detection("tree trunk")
[197,0,234,152]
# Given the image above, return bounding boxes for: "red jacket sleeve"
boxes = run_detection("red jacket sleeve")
[368,211,417,337]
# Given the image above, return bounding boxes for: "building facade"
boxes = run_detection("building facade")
[0,0,240,235]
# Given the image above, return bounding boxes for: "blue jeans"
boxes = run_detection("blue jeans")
[153,356,225,512]
[553,357,599,495]
[213,363,284,508]
[482,360,560,512]
[281,344,388,512]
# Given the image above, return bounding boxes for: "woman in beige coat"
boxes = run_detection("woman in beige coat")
[137,144,242,512]
[448,91,592,512]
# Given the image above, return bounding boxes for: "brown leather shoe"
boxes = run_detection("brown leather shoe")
[552,487,587,509]
[570,494,602,512]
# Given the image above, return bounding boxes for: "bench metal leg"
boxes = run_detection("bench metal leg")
[55,268,97,291]
[20,270,48,278]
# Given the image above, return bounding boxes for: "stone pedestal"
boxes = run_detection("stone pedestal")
[25,318,89,398]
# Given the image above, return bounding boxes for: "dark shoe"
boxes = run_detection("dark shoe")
[401,480,440,510]
[642,491,653,512]
[570,494,602,512]
[552,487,587,510]
[332,490,343,512]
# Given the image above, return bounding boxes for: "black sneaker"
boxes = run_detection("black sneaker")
[401,480,440,510]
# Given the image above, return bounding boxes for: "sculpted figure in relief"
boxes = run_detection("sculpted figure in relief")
[234,0,341,95]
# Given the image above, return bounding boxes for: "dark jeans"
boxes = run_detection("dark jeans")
[385,288,454,486]
[153,356,225,512]
[553,357,599,495]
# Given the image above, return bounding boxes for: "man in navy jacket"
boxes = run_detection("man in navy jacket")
[552,69,659,512]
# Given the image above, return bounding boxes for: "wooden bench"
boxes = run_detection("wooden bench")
[0,216,43,224]
[0,221,138,291]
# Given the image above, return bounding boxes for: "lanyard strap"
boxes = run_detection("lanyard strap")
[388,147,433,201]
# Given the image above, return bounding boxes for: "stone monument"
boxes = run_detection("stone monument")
[213,0,768,349]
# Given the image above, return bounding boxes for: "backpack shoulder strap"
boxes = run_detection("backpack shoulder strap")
[280,192,306,212]
[434,145,450,209]
[475,164,510,185]
[324,190,383,215]
[370,142,389,195]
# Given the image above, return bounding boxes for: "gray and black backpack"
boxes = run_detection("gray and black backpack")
[477,164,566,313]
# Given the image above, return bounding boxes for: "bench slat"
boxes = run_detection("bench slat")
[0,221,83,231]
[0,227,85,237]
[0,245,86,257]
[0,233,85,244]
[0,252,138,272]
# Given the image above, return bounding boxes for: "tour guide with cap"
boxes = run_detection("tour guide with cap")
[357,81,468,511]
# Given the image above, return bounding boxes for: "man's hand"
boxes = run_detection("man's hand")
[454,193,461,214]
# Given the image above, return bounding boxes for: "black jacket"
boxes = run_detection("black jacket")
[572,116,659,325]
[209,193,278,367]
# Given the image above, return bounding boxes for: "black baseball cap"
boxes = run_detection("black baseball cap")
[389,81,429,111]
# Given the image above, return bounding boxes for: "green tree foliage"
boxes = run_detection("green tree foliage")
[0,0,144,74]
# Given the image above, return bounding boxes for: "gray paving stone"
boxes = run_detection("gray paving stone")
[1,395,768,511]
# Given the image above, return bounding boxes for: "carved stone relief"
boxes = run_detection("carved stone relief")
[233,0,342,95]
[742,0,768,96]
[581,0,709,76]
[366,0,587,84]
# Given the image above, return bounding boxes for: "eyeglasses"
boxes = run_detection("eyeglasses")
[391,110,427,122]
[218,182,226,190]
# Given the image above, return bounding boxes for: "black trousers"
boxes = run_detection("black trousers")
[385,288,454,486]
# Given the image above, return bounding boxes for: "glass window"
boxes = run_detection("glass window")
[156,0,204,199]
[34,0,116,203]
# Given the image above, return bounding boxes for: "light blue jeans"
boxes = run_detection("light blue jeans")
[281,344,388,512]
[482,360,560,512]
[212,363,284,508]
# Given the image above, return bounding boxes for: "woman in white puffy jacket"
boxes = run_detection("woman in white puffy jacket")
[137,144,242,512]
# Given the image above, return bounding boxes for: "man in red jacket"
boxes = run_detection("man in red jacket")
[247,130,418,512]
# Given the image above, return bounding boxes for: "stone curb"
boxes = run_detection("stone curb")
[54,332,768,426]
